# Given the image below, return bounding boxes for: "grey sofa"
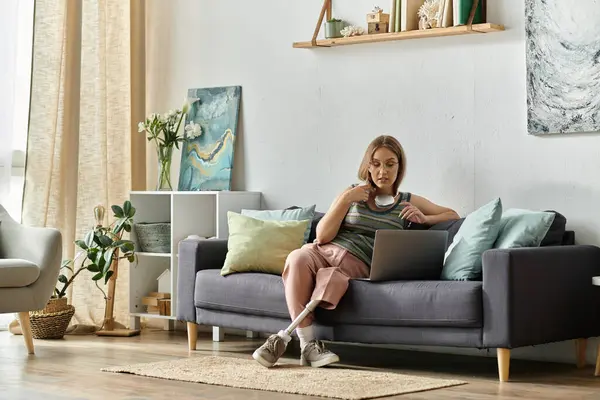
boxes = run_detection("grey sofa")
[177,213,600,382]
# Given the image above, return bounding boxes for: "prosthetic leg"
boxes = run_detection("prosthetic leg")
[253,300,320,367]
[282,299,338,368]
[286,299,319,335]
[276,299,320,343]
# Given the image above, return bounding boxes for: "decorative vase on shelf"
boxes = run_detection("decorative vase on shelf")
[325,19,345,38]
[156,145,174,191]
[138,100,200,192]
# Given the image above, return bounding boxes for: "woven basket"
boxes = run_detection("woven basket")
[29,298,75,339]
[134,222,171,253]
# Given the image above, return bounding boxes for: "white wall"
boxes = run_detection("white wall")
[146,0,600,364]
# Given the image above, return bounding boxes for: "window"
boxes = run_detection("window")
[0,0,34,330]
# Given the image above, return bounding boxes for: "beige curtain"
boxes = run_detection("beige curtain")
[23,0,145,329]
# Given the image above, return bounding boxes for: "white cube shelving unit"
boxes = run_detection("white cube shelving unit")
[128,190,262,330]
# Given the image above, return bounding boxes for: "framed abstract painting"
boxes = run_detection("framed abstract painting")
[178,86,241,191]
[526,0,600,135]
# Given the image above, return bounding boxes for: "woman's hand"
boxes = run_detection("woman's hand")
[316,185,367,245]
[342,184,372,204]
[399,202,428,224]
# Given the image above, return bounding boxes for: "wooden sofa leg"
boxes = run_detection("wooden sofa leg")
[246,330,259,339]
[187,322,198,351]
[576,338,587,368]
[212,326,224,342]
[595,343,600,376]
[497,348,510,382]
[18,312,34,355]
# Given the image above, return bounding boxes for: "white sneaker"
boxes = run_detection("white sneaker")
[300,340,339,368]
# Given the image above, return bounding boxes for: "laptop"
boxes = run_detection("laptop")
[362,230,449,281]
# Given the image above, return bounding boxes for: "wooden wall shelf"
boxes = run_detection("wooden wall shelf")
[293,23,504,48]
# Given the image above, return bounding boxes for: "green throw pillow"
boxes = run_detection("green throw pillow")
[441,197,503,281]
[241,204,316,244]
[493,209,555,249]
[221,212,310,276]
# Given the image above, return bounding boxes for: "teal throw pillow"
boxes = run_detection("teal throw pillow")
[241,204,316,244]
[493,209,555,249]
[441,198,503,281]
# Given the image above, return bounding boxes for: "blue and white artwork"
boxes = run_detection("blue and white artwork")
[526,0,600,135]
[178,86,241,191]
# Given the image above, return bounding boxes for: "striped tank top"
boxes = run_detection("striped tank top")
[330,191,411,267]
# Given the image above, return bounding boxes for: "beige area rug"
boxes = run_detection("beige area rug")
[102,356,466,399]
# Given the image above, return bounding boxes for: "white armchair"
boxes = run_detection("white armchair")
[0,205,62,353]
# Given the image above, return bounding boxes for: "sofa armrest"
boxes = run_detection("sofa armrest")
[0,215,62,310]
[482,245,600,349]
[176,238,228,322]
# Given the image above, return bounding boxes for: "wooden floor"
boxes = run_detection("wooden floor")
[2,329,600,400]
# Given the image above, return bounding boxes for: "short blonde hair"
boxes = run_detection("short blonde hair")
[358,135,406,194]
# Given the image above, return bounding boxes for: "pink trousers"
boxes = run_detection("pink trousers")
[282,243,369,326]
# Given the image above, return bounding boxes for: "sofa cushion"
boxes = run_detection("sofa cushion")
[195,270,289,319]
[243,204,316,244]
[220,212,310,276]
[493,209,555,249]
[317,280,482,328]
[441,197,503,281]
[540,210,567,246]
[562,230,575,245]
[0,259,40,288]
[287,206,325,244]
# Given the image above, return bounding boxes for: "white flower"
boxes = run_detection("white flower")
[185,122,202,139]
[137,122,145,133]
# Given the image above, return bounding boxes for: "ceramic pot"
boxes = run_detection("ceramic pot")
[325,21,345,38]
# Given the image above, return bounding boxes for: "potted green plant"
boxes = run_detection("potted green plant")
[325,18,346,38]
[28,201,137,339]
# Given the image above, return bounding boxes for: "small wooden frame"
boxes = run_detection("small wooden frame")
[296,0,503,49]
[367,9,389,24]
[368,22,389,35]
[158,299,171,316]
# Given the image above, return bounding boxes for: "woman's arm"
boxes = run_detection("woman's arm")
[400,194,460,226]
[315,189,353,245]
[316,184,370,244]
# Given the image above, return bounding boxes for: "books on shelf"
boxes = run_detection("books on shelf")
[386,0,486,33]
[437,0,453,27]
[401,0,424,32]
[389,0,401,32]
[453,0,485,26]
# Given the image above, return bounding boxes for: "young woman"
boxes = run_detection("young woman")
[253,135,460,368]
